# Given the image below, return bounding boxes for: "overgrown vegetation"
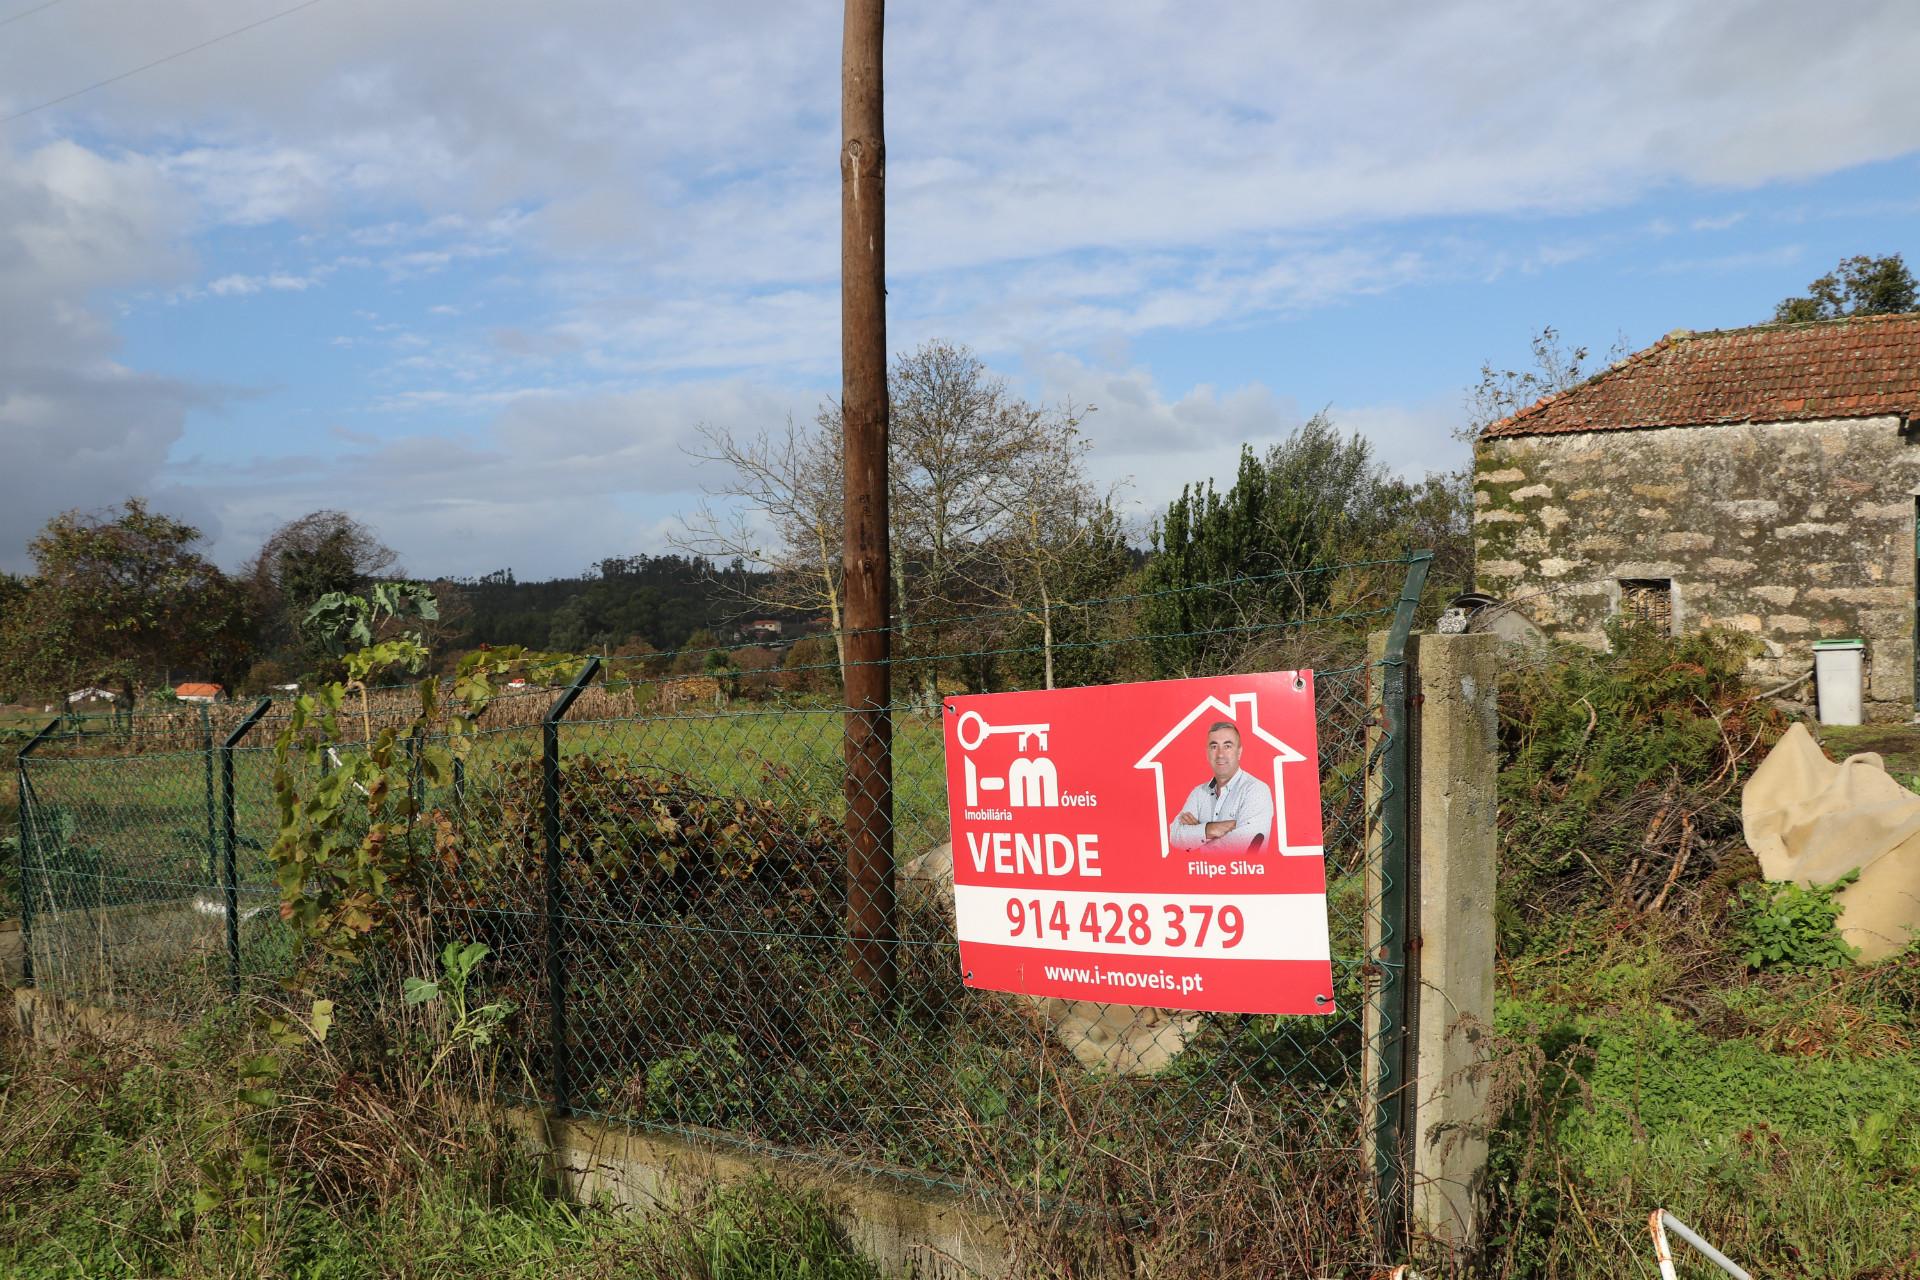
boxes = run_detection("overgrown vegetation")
[0,1007,890,1279]
[19,514,1920,1276]
[1494,621,1781,945]
[1142,416,1466,678]
[1472,625,1920,1279]
[1736,872,1863,972]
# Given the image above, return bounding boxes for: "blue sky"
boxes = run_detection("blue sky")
[4,0,1918,579]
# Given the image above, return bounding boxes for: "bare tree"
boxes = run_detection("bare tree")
[1460,325,1631,442]
[674,416,848,681]
[954,413,1122,689]
[678,341,1112,698]
[819,340,1098,702]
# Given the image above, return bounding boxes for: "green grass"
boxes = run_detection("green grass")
[12,708,956,918]
[1485,917,1920,1279]
[1817,721,1920,785]
[553,708,952,854]
[0,1018,895,1280]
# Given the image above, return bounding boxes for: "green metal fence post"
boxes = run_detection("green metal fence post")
[221,698,272,995]
[543,658,600,1115]
[15,717,60,989]
[1374,550,1432,1259]
[406,729,423,811]
[201,703,217,888]
[451,704,482,817]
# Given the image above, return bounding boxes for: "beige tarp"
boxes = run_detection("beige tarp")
[1741,722,1920,962]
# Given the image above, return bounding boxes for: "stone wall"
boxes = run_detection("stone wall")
[1475,415,1920,719]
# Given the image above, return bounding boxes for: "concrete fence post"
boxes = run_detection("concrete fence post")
[1409,630,1500,1246]
[1365,630,1500,1250]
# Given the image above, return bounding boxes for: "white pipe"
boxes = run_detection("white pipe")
[1650,1209,1753,1280]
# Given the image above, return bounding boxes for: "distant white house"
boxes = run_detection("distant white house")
[65,687,117,706]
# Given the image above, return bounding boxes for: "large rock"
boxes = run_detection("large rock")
[900,841,1200,1075]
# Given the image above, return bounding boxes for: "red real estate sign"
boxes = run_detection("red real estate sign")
[941,671,1335,1016]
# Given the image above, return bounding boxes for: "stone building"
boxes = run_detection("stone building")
[1474,312,1920,720]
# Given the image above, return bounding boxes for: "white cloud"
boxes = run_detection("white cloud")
[1652,244,1806,276]
[129,353,1469,577]
[8,1,1918,273]
[1031,355,1466,533]
[0,138,219,570]
[1691,212,1749,232]
[1327,400,1469,479]
[6,0,1920,575]
[174,378,807,577]
[205,271,316,295]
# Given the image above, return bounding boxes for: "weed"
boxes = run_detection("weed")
[1482,908,1920,1279]
[1735,871,1862,972]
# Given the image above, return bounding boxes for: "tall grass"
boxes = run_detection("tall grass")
[0,1006,892,1280]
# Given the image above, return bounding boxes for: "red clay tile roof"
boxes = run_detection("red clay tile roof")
[175,682,223,698]
[1481,312,1920,439]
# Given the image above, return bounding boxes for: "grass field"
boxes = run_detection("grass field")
[11,707,954,902]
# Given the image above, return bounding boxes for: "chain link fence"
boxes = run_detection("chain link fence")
[13,556,1428,1239]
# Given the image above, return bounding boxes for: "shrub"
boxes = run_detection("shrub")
[426,755,846,932]
[780,635,839,696]
[1736,871,1862,971]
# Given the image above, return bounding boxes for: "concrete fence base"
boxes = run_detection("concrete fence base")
[504,1107,1009,1279]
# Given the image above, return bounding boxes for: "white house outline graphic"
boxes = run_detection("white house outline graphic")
[1134,687,1322,859]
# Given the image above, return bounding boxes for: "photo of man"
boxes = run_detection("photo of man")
[1168,720,1274,853]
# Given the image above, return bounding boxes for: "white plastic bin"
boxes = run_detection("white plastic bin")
[1813,639,1864,726]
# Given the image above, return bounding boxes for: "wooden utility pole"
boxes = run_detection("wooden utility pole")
[840,0,895,1009]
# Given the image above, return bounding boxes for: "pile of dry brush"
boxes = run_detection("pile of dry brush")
[1495,623,1785,941]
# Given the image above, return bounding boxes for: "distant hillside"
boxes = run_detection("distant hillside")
[449,555,798,655]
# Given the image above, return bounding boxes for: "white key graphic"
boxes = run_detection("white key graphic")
[953,708,1050,753]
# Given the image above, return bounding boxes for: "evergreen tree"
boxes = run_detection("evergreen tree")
[1774,254,1917,322]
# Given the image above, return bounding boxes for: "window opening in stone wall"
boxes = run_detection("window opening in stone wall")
[1620,578,1673,633]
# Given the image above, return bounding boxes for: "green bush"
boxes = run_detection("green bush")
[1736,871,1862,971]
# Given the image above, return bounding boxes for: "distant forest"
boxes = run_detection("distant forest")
[450,555,799,656]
